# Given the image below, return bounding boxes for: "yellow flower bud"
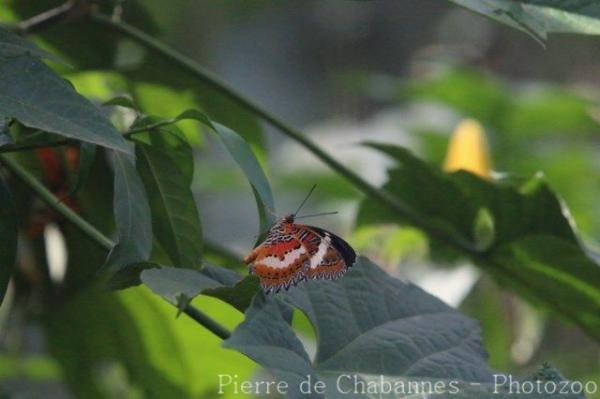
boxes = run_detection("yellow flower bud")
[443,118,492,179]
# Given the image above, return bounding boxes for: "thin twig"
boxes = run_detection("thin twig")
[16,1,81,35]
[0,153,232,340]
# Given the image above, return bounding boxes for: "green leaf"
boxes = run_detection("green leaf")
[45,286,256,399]
[493,236,600,333]
[103,95,138,110]
[449,0,600,42]
[44,289,186,399]
[136,132,203,269]
[224,257,494,398]
[131,84,203,145]
[60,150,116,286]
[69,142,96,196]
[0,25,57,60]
[210,122,276,234]
[154,109,275,234]
[358,144,600,341]
[103,149,152,272]
[0,55,130,153]
[0,177,17,302]
[223,257,585,398]
[141,264,259,313]
[174,109,212,127]
[224,294,319,399]
[359,144,577,250]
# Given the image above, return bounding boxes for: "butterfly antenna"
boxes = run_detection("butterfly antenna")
[294,211,338,220]
[293,184,317,217]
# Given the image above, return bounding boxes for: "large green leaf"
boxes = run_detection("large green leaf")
[449,0,600,42]
[358,144,600,341]
[136,132,203,269]
[0,176,17,302]
[360,144,576,249]
[145,257,504,397]
[222,258,584,399]
[141,263,259,313]
[103,148,152,272]
[0,55,130,153]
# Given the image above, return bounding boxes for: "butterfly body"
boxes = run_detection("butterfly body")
[244,214,356,293]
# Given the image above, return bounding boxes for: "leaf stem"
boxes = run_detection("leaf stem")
[0,153,231,340]
[90,12,474,254]
[183,306,231,340]
[123,118,179,137]
[0,154,113,251]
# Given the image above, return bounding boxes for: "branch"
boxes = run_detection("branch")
[90,13,474,254]
[0,154,113,251]
[0,120,178,154]
[0,153,231,340]
[15,0,90,35]
[183,306,230,340]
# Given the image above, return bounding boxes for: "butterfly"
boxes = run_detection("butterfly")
[243,187,356,294]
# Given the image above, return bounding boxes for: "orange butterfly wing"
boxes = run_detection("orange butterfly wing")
[244,220,356,293]
[243,222,312,293]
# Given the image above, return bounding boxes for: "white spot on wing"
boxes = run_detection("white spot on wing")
[262,247,306,269]
[310,234,331,269]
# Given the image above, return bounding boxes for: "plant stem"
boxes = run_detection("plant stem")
[0,153,232,339]
[91,12,474,253]
[183,306,231,340]
[0,154,113,251]
[124,118,179,137]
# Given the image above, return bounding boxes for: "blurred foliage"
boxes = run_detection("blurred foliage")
[1,1,600,399]
[347,66,600,237]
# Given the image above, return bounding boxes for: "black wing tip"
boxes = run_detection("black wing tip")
[306,225,357,267]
